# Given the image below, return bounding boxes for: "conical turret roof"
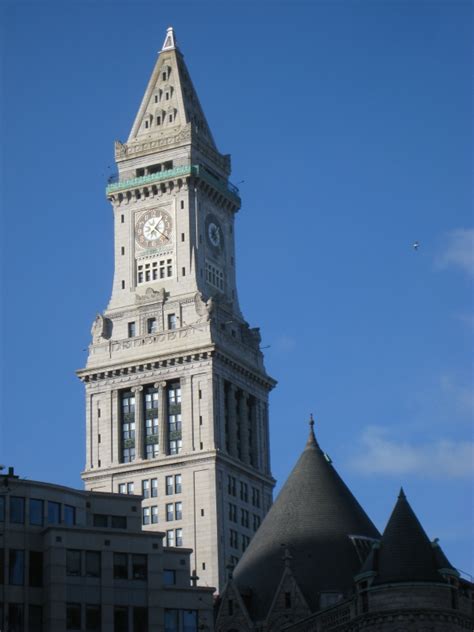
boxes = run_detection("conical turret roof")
[233,420,380,619]
[361,488,457,585]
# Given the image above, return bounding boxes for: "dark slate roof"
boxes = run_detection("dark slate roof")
[361,488,456,585]
[233,423,380,620]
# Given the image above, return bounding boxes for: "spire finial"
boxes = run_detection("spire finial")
[306,413,318,447]
[161,26,177,51]
[398,486,406,499]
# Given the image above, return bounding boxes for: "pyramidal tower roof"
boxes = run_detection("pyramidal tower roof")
[127,27,216,149]
[233,418,380,619]
[361,488,457,585]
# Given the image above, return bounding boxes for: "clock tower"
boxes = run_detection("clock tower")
[78,27,276,591]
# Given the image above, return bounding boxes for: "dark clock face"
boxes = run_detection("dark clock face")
[136,208,172,248]
[206,214,223,251]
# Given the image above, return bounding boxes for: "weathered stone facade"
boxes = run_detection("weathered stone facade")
[0,469,214,631]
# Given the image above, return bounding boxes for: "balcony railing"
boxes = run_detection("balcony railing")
[106,164,240,203]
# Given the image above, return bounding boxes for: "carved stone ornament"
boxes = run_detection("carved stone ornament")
[114,140,128,158]
[91,314,111,343]
[136,287,166,304]
[194,292,211,321]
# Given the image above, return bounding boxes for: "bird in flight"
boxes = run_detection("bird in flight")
[412,241,420,251]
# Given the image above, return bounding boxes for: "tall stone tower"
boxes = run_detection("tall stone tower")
[78,27,275,591]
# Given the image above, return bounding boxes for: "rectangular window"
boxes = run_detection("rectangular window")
[66,550,81,577]
[151,478,158,497]
[241,508,249,528]
[85,551,101,578]
[205,260,224,291]
[228,503,237,522]
[227,475,236,496]
[93,513,108,528]
[142,507,151,525]
[29,604,43,632]
[67,604,82,630]
[183,610,197,632]
[253,514,261,531]
[85,605,101,631]
[166,503,174,521]
[175,502,182,520]
[10,496,25,524]
[127,321,136,337]
[133,607,148,632]
[175,528,183,546]
[118,483,126,494]
[8,605,24,631]
[147,317,157,334]
[64,505,76,525]
[9,549,25,585]
[151,506,158,524]
[166,475,173,495]
[127,482,134,495]
[121,391,136,463]
[166,529,175,547]
[114,606,128,632]
[163,569,176,585]
[142,480,150,498]
[229,529,238,549]
[111,515,127,529]
[168,382,182,454]
[48,501,61,524]
[240,482,248,502]
[175,474,182,493]
[252,487,261,508]
[29,551,43,587]
[121,280,125,289]
[121,246,125,255]
[164,609,178,632]
[167,313,177,330]
[29,498,44,526]
[113,553,128,579]
[132,554,147,580]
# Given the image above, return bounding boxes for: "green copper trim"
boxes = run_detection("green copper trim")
[106,164,240,203]
[106,165,192,194]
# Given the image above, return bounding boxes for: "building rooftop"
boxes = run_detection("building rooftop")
[233,420,380,619]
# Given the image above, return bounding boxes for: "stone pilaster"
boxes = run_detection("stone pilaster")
[240,391,250,465]
[227,384,238,459]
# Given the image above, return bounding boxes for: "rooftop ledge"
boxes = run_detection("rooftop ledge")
[106,164,240,203]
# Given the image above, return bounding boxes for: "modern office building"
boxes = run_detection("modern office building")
[78,26,275,591]
[0,468,214,631]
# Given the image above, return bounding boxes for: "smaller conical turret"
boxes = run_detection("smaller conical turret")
[361,488,457,585]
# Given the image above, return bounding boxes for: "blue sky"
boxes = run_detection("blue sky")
[1,1,473,575]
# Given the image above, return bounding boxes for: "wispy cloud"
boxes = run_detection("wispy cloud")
[351,426,474,479]
[440,375,474,418]
[437,228,474,277]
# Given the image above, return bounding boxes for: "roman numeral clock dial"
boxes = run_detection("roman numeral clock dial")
[136,209,172,248]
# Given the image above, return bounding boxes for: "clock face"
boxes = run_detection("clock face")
[136,209,172,248]
[206,214,223,251]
